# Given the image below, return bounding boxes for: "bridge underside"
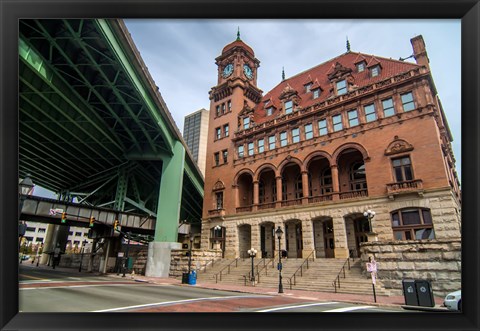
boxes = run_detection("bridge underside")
[19,19,203,238]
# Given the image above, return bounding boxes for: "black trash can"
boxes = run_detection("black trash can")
[415,280,435,307]
[402,279,419,306]
[181,272,189,284]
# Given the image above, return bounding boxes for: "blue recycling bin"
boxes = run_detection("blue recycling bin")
[188,270,197,285]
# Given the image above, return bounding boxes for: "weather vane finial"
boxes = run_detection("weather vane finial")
[346,36,351,52]
[237,27,241,41]
[282,67,285,81]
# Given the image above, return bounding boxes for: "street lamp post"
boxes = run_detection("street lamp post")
[20,240,29,264]
[275,226,284,293]
[122,233,131,277]
[79,240,87,272]
[247,248,257,283]
[188,236,194,274]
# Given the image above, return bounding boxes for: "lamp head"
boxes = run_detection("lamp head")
[19,175,34,195]
[275,226,283,239]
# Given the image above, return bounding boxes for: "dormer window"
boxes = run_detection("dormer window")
[370,65,381,77]
[243,117,250,129]
[356,62,366,73]
[305,83,312,93]
[285,100,294,114]
[266,107,274,116]
[313,88,321,99]
[336,80,347,96]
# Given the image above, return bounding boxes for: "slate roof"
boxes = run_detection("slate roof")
[252,51,421,124]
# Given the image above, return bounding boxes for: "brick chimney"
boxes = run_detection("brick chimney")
[410,35,430,70]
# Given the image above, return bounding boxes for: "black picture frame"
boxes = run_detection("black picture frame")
[1,0,478,330]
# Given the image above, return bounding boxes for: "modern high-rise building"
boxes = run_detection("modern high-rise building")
[183,108,209,176]
[201,33,461,263]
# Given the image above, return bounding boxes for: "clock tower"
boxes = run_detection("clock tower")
[202,32,263,236]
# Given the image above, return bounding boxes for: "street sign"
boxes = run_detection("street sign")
[49,208,64,216]
[366,261,377,273]
[118,252,124,257]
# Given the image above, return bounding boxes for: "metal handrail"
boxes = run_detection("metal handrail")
[332,257,351,293]
[214,258,239,283]
[202,259,215,273]
[286,250,315,289]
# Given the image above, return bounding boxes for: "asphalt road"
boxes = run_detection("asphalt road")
[19,265,406,313]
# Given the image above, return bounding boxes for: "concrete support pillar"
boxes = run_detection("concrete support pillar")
[88,238,98,272]
[146,141,185,277]
[40,224,69,265]
[100,237,113,274]
[145,242,182,277]
[332,216,349,258]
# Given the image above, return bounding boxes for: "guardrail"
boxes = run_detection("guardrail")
[332,257,351,293]
[214,258,239,283]
[286,250,315,290]
[202,259,215,273]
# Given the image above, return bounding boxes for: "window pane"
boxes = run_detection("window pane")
[280,132,287,146]
[382,98,395,117]
[394,168,404,182]
[392,212,400,226]
[394,231,403,240]
[405,231,412,240]
[422,210,432,224]
[333,115,343,131]
[392,159,401,167]
[364,104,377,122]
[415,228,434,240]
[268,135,275,150]
[401,92,415,112]
[285,100,293,114]
[404,166,413,180]
[318,119,328,135]
[292,128,300,143]
[337,80,347,95]
[401,210,421,225]
[348,110,359,127]
[313,89,320,99]
[248,142,254,155]
[305,124,313,139]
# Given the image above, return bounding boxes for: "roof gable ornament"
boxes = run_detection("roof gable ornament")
[279,83,298,100]
[282,66,285,81]
[367,56,382,68]
[238,102,254,117]
[385,136,414,156]
[236,27,241,41]
[327,61,353,81]
[346,36,351,52]
[213,180,226,191]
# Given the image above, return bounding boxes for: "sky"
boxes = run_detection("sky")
[32,19,462,198]
[124,19,461,180]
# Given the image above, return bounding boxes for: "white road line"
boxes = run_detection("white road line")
[257,302,339,312]
[324,305,375,312]
[92,295,271,312]
[19,283,162,290]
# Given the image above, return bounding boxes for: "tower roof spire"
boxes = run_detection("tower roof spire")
[346,36,351,52]
[236,27,241,41]
[282,67,285,81]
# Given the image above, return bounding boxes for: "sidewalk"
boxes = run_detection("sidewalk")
[107,272,446,309]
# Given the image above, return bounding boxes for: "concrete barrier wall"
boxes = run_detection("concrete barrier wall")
[360,239,461,297]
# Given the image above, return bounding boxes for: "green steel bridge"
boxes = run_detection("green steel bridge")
[19,19,204,244]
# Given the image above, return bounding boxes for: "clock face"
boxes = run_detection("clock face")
[222,63,234,78]
[243,64,253,79]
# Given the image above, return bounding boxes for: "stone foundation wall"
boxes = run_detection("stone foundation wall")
[360,239,461,297]
[57,253,101,271]
[169,249,223,277]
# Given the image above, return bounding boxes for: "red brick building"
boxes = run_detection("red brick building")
[201,34,461,260]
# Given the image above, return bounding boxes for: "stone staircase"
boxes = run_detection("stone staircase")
[195,256,391,296]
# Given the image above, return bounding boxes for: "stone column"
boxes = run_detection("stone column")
[253,180,259,211]
[301,219,315,258]
[332,216,349,258]
[276,176,283,207]
[331,165,340,200]
[301,171,309,204]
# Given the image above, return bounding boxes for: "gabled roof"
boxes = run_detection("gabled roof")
[252,51,421,124]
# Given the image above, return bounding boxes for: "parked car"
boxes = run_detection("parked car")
[444,290,461,311]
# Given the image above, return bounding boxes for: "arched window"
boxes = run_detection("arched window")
[391,208,434,240]
[259,180,265,204]
[295,174,303,199]
[350,162,367,191]
[320,168,333,195]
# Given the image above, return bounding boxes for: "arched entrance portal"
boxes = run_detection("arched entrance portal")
[285,220,303,258]
[345,213,369,257]
[210,226,226,258]
[238,224,252,258]
[260,222,275,258]
[313,217,335,258]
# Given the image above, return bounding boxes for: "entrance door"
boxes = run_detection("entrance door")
[296,223,303,258]
[323,220,335,258]
[354,218,369,257]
